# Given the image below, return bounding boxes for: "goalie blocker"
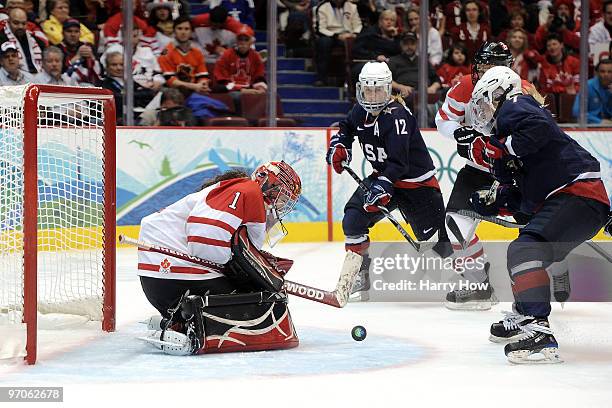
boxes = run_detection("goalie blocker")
[141,226,299,355]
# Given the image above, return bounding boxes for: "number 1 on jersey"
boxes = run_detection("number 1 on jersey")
[228,192,241,209]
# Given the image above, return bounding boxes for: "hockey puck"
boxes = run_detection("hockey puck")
[351,325,367,341]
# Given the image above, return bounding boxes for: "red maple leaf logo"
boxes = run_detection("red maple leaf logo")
[161,259,171,269]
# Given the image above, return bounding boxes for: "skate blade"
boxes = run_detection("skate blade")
[507,347,564,364]
[489,333,527,344]
[349,291,370,302]
[444,300,492,311]
[138,333,192,355]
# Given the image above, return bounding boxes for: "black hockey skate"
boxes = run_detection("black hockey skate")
[489,310,536,343]
[552,269,571,303]
[445,263,496,310]
[504,318,563,364]
[349,256,371,302]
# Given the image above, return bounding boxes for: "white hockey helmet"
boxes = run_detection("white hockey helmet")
[468,66,522,134]
[356,61,393,113]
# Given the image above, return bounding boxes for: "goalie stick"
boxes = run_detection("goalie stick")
[457,209,612,264]
[119,235,362,308]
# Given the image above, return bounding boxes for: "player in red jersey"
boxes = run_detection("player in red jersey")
[435,41,554,310]
[138,162,303,355]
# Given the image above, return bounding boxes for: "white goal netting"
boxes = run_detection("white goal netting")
[0,85,112,360]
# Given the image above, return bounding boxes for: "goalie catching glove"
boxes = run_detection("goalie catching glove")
[226,226,293,292]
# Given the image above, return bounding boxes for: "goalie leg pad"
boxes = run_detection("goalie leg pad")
[226,226,285,292]
[182,291,298,354]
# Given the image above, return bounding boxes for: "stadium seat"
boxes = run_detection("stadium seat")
[209,93,236,113]
[544,93,558,119]
[257,117,297,127]
[240,93,283,124]
[558,93,577,123]
[206,116,249,127]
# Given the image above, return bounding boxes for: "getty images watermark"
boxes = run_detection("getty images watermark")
[359,241,612,302]
[362,242,491,302]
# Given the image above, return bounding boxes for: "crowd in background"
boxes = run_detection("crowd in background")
[0,0,609,125]
[0,0,263,126]
[282,0,612,124]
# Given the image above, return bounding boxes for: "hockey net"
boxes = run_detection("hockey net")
[0,85,116,364]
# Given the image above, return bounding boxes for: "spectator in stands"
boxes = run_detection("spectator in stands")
[388,32,441,97]
[589,0,612,57]
[405,7,443,66]
[192,6,241,64]
[436,42,471,89]
[213,24,266,113]
[102,29,164,114]
[351,9,401,85]
[147,0,176,51]
[313,0,362,87]
[42,0,94,45]
[68,0,109,30]
[157,87,197,126]
[100,51,125,124]
[103,2,159,54]
[572,58,612,123]
[537,33,580,94]
[0,1,47,40]
[32,45,77,84]
[0,7,46,73]
[535,0,580,52]
[0,0,23,21]
[158,16,210,96]
[497,10,536,47]
[58,18,101,85]
[430,0,447,37]
[450,0,491,60]
[0,41,33,84]
[278,0,311,57]
[210,0,255,28]
[444,0,464,36]
[507,28,538,82]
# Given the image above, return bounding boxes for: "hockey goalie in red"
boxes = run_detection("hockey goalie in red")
[138,161,302,356]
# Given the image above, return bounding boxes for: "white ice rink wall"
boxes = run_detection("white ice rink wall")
[115,127,612,242]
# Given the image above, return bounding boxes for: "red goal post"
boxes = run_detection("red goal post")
[0,84,116,365]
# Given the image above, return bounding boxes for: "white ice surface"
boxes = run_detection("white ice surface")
[1,243,612,408]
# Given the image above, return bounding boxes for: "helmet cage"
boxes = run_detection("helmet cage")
[356,81,392,113]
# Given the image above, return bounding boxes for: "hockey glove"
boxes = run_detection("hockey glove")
[326,138,352,174]
[363,177,394,212]
[485,137,522,184]
[469,184,522,217]
[453,126,491,169]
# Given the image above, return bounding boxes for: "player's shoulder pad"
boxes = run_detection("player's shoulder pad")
[446,75,474,103]
[206,178,266,222]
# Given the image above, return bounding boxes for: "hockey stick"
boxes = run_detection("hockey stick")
[119,235,361,308]
[342,165,423,252]
[457,209,612,264]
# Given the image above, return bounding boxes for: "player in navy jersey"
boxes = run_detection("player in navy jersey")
[469,66,610,363]
[326,61,451,300]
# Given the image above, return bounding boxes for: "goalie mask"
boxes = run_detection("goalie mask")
[356,61,393,113]
[469,66,522,135]
[252,161,302,246]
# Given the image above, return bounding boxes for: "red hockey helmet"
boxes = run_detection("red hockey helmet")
[251,161,302,219]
